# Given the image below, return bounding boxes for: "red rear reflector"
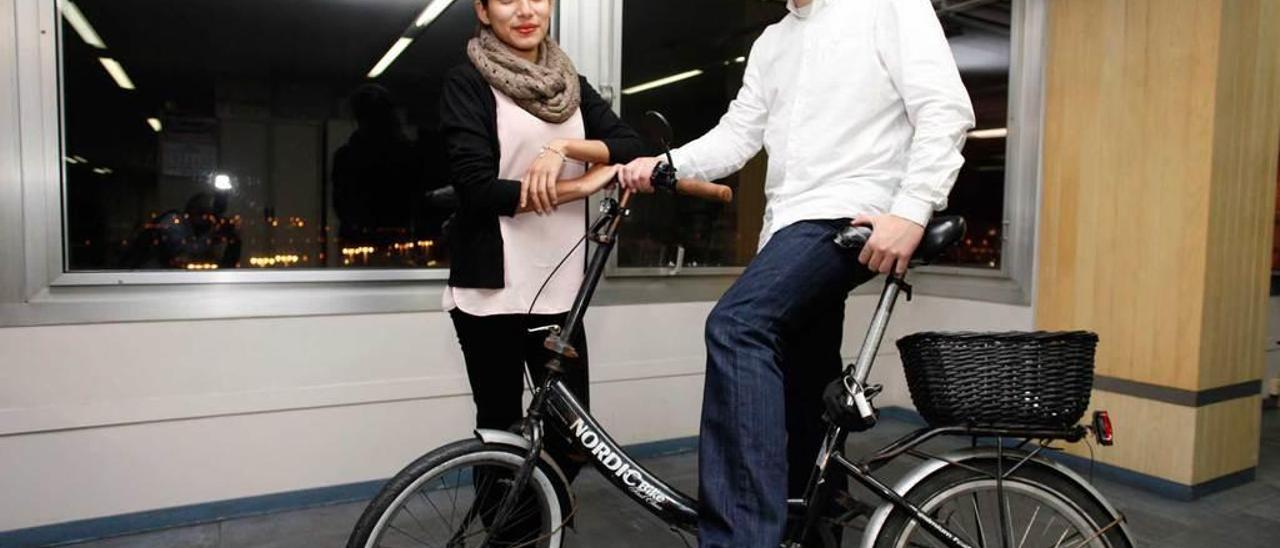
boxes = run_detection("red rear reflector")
[1093,411,1114,446]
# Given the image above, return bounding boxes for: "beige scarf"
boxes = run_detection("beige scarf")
[467,27,581,124]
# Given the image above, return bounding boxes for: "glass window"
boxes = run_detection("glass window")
[59,0,479,271]
[933,1,1011,269]
[617,0,784,269]
[617,0,1012,271]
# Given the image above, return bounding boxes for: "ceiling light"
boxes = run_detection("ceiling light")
[367,38,414,79]
[61,1,106,49]
[415,0,456,28]
[98,58,135,90]
[622,70,704,96]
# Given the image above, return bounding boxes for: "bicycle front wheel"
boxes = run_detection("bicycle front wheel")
[874,457,1131,548]
[348,438,566,548]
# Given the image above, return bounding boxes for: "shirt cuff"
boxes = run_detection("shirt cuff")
[889,194,935,227]
[494,178,523,217]
[667,148,696,181]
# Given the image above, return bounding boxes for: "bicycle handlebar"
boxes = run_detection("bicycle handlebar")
[650,162,733,204]
[674,178,733,203]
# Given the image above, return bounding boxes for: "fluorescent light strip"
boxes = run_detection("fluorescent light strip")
[61,1,107,49]
[147,118,162,132]
[968,127,1008,139]
[622,69,704,96]
[415,0,456,28]
[367,37,414,78]
[98,58,135,90]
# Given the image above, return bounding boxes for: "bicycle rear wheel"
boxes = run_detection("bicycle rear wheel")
[873,458,1131,548]
[347,438,566,548]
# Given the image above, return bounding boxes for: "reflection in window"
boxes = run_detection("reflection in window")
[618,0,1012,270]
[60,0,475,271]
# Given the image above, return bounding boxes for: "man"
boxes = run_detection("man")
[619,0,974,545]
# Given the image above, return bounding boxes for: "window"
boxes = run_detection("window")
[932,1,1011,269]
[617,0,1014,272]
[58,0,480,272]
[617,0,785,270]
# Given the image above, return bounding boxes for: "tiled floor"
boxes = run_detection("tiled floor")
[63,410,1280,547]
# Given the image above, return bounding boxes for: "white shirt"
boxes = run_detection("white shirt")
[669,0,975,247]
[442,88,586,316]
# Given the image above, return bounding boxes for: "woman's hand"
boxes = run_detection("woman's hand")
[522,140,568,214]
[575,164,621,195]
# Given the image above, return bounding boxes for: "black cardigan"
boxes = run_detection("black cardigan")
[440,62,648,288]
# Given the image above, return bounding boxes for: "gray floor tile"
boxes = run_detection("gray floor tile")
[217,502,364,548]
[58,523,219,548]
[1159,512,1280,548]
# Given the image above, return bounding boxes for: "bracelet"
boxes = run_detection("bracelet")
[539,146,568,162]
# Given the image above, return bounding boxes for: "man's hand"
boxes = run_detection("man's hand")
[852,214,926,276]
[619,156,662,193]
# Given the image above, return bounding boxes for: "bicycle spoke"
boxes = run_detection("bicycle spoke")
[418,487,455,533]
[448,467,463,520]
[1004,493,1016,547]
[943,505,977,546]
[1016,504,1041,548]
[442,468,460,531]
[971,493,988,548]
[388,522,436,547]
[1051,528,1073,548]
[399,500,435,543]
[1039,516,1059,546]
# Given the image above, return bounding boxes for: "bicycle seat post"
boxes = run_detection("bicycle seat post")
[850,274,907,386]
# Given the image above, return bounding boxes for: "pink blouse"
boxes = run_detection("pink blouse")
[443,88,587,316]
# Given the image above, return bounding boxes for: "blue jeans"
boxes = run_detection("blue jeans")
[698,219,875,547]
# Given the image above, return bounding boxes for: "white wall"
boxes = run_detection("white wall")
[0,295,1028,532]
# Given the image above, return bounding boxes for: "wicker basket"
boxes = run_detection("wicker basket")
[896,331,1098,429]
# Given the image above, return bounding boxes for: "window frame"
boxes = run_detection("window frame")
[605,0,1047,305]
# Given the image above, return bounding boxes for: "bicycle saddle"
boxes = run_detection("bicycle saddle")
[834,215,967,267]
[912,215,966,266]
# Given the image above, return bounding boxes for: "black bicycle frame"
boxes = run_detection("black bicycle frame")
[517,191,1081,547]
[518,190,703,531]
[545,379,701,531]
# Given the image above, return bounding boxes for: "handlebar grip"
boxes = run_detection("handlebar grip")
[834,225,873,249]
[675,178,733,204]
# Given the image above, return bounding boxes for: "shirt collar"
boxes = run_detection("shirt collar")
[787,0,828,19]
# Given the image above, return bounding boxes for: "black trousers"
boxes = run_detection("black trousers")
[450,308,591,480]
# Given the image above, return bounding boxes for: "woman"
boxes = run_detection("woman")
[438,0,647,494]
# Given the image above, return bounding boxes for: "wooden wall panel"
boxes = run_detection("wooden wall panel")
[1039,0,1221,390]
[1066,390,1198,484]
[1199,0,1280,389]
[1039,0,1279,489]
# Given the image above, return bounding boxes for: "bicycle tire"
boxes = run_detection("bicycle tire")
[347,438,567,548]
[873,457,1131,548]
